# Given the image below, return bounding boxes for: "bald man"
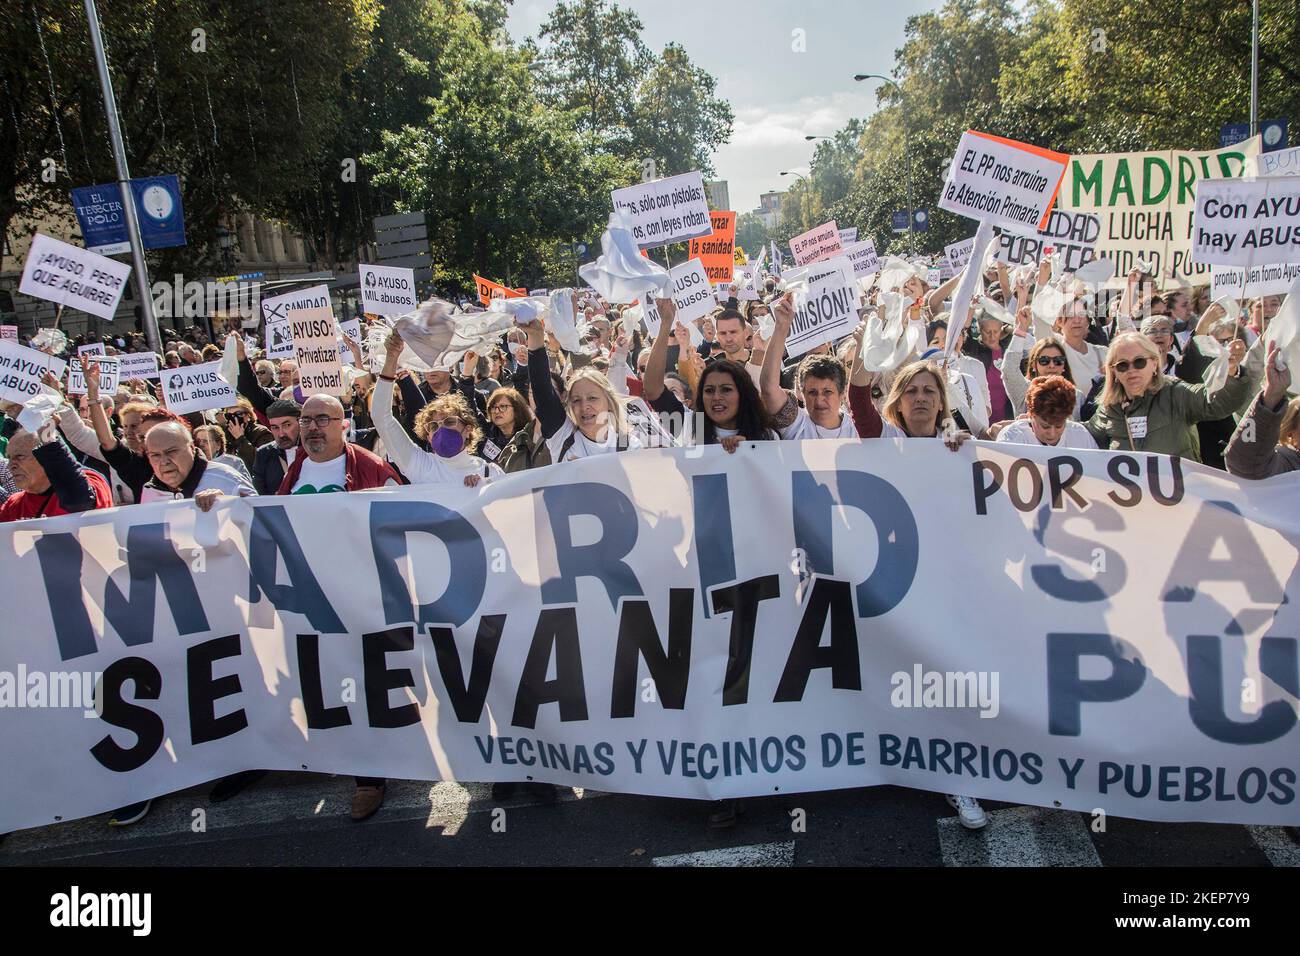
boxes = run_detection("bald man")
[0,424,112,521]
[139,420,256,507]
[276,394,399,497]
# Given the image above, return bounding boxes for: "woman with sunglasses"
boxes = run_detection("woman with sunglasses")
[1084,331,1250,460]
[1000,304,1079,418]
[373,331,503,487]
[220,401,272,471]
[482,387,550,472]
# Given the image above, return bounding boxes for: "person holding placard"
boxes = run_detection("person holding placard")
[758,293,858,440]
[1084,332,1250,460]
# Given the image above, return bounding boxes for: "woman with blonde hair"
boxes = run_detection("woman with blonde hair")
[372,331,502,487]
[1084,331,1250,460]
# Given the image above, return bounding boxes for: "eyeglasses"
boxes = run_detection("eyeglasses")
[488,403,511,412]
[1145,327,1173,337]
[1112,357,1150,374]
[1036,355,1066,367]
[429,418,463,430]
[299,415,342,429]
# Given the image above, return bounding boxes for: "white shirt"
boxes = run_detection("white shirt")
[996,418,1097,449]
[139,458,257,502]
[779,406,859,440]
[290,454,347,495]
[1064,339,1105,385]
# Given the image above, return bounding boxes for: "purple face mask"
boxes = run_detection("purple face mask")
[430,426,465,458]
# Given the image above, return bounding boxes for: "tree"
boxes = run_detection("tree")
[534,0,652,150]
[628,43,734,177]
[366,8,635,291]
[735,212,770,260]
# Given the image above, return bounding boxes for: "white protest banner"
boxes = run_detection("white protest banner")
[289,306,345,396]
[939,130,1069,234]
[358,264,417,317]
[2,441,1295,834]
[77,343,106,358]
[1060,139,1260,284]
[1255,145,1300,178]
[786,267,857,357]
[1192,176,1300,268]
[67,355,119,396]
[18,233,132,320]
[841,239,880,279]
[260,283,332,324]
[0,340,67,405]
[265,318,294,359]
[159,360,236,415]
[667,259,715,327]
[610,171,712,249]
[945,238,976,273]
[338,318,362,366]
[632,298,664,339]
[993,210,1101,271]
[789,220,843,266]
[117,351,161,381]
[0,326,16,342]
[838,227,859,246]
[1211,262,1300,299]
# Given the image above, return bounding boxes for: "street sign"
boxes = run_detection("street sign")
[891,210,910,233]
[1261,119,1289,152]
[912,209,930,233]
[69,174,187,254]
[1220,122,1250,149]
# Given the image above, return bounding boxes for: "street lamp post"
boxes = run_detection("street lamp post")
[1250,0,1260,137]
[855,73,914,255]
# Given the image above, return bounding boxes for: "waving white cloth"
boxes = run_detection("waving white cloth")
[1265,269,1300,372]
[860,292,921,373]
[578,211,670,303]
[369,299,459,373]
[876,256,927,294]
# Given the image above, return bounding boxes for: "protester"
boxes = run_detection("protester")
[251,399,303,495]
[0,423,112,522]
[220,400,272,470]
[1000,305,1079,418]
[1225,343,1299,477]
[995,377,1097,448]
[1084,331,1249,460]
[140,421,257,505]
[760,293,858,439]
[194,425,256,484]
[373,331,504,485]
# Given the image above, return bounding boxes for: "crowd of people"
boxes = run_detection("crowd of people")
[1,244,1295,833]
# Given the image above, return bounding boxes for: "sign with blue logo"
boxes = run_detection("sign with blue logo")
[69,174,187,255]
[1221,120,1287,152]
[891,209,910,233]
[912,209,930,233]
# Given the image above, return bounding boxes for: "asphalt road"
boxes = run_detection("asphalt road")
[4,772,1298,867]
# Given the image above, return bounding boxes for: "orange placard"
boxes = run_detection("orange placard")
[688,211,736,283]
[474,275,528,306]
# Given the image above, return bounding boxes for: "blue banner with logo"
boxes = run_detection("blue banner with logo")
[69,174,187,254]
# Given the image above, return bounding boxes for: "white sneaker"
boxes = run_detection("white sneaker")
[946,794,987,829]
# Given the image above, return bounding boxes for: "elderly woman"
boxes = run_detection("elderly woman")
[1084,331,1249,461]
[1226,343,1299,477]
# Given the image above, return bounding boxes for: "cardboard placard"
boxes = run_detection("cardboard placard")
[939,130,1069,232]
[786,268,859,358]
[474,275,527,306]
[159,360,237,415]
[841,240,880,279]
[611,171,713,249]
[18,234,132,320]
[1192,175,1300,267]
[993,210,1101,271]
[789,221,843,267]
[687,211,737,283]
[117,352,161,381]
[0,340,67,405]
[260,283,331,324]
[67,355,119,396]
[265,318,294,360]
[1211,261,1300,299]
[667,259,715,327]
[358,264,417,317]
[288,306,345,396]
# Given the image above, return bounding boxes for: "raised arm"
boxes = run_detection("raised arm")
[373,332,425,475]
[80,356,118,452]
[925,266,964,316]
[641,298,677,403]
[523,319,567,438]
[760,292,795,415]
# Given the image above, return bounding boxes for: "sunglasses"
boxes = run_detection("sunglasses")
[1112,357,1150,374]
[1035,355,1066,367]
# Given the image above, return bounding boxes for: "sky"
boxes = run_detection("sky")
[507,0,939,215]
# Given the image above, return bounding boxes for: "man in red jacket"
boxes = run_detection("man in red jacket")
[274,393,401,822]
[0,423,112,521]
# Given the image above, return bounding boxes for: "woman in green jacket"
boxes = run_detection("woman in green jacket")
[1085,331,1249,462]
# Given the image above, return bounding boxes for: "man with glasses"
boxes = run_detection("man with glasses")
[274,392,402,822]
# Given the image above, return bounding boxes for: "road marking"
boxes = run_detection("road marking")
[652,841,795,867]
[1246,826,1300,867]
[937,806,1102,867]
[2,775,604,856]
